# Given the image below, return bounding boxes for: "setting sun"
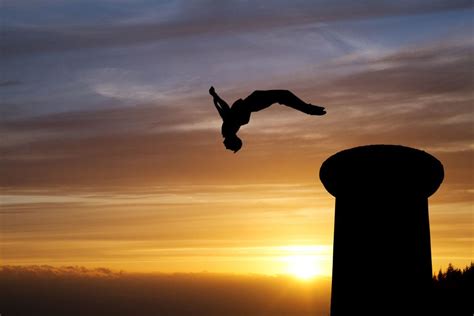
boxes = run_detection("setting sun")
[286,255,321,280]
[280,246,327,280]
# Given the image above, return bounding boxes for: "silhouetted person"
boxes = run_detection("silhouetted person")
[209,86,326,152]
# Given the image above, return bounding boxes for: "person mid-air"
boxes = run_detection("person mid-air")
[209,86,326,152]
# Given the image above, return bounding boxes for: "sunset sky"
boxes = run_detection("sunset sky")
[1,0,472,278]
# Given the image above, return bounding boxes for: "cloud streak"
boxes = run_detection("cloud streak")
[1,39,472,191]
[2,1,472,56]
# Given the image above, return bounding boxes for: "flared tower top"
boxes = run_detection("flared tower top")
[319,145,444,198]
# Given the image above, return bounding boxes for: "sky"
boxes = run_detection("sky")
[1,0,473,277]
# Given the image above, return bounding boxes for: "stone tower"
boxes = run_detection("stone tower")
[320,145,444,315]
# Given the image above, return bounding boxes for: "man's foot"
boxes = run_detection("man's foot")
[209,86,215,95]
[308,104,326,115]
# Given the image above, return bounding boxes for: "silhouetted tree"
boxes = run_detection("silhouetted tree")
[432,263,473,316]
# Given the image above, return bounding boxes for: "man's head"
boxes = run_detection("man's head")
[223,134,242,153]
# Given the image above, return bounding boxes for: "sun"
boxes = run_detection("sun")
[278,245,330,280]
[286,255,321,280]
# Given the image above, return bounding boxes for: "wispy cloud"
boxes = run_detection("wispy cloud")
[1,39,472,192]
[2,1,471,56]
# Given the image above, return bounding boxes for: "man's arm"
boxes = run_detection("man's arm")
[209,86,230,119]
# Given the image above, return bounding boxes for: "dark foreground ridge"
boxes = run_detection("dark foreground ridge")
[0,266,331,316]
[320,144,445,316]
[1,264,471,316]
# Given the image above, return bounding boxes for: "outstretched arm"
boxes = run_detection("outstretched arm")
[209,86,230,119]
[242,90,326,115]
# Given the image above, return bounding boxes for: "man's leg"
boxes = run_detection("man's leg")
[244,90,325,115]
[274,90,325,115]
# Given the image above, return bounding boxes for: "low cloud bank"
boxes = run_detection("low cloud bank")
[1,265,330,316]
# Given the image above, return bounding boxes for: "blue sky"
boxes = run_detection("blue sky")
[1,1,472,118]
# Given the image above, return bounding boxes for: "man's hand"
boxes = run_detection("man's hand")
[209,86,216,95]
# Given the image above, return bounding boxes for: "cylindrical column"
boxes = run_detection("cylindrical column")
[319,145,444,315]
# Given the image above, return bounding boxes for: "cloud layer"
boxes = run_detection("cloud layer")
[1,265,330,316]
